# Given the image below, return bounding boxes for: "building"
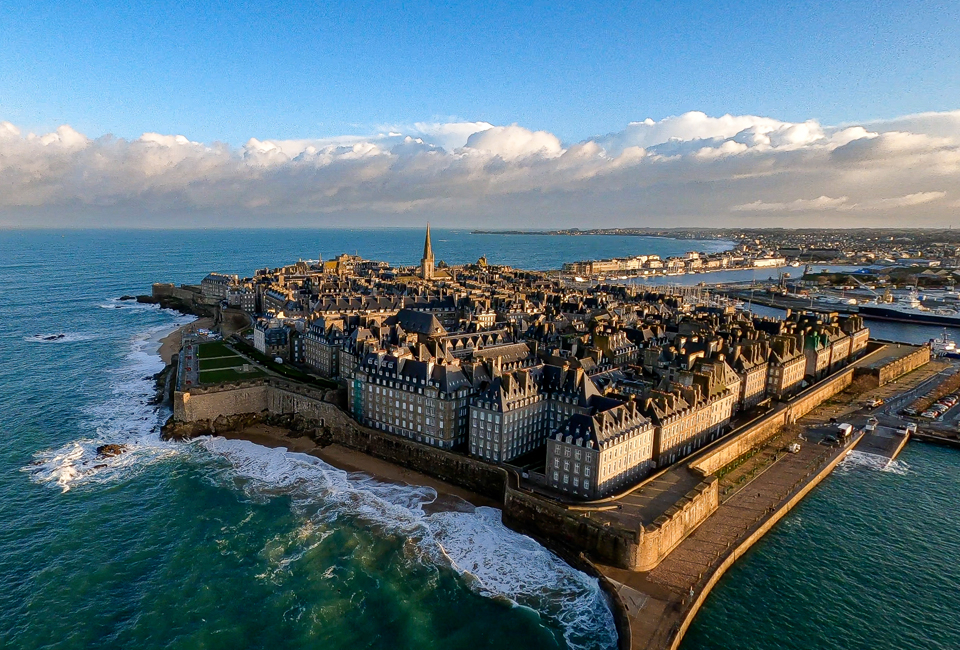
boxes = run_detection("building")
[546,397,655,499]
[253,319,290,360]
[201,273,237,301]
[350,351,474,449]
[469,363,599,463]
[421,223,435,280]
[304,319,344,378]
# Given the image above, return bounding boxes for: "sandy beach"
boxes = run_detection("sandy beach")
[157,317,214,365]
[218,424,499,510]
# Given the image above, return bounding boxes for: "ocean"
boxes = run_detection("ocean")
[2,229,957,650]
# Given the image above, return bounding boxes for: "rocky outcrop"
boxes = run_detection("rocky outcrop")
[161,411,334,446]
[96,444,127,458]
[136,294,215,318]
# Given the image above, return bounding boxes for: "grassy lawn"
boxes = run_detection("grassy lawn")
[197,341,233,358]
[231,337,338,389]
[199,355,247,370]
[198,367,266,384]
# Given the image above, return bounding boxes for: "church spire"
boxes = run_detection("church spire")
[423,222,433,259]
[421,222,435,280]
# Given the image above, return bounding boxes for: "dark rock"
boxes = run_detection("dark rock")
[119,295,136,301]
[96,444,127,458]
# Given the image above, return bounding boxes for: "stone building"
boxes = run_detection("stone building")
[421,223,435,280]
[304,318,344,378]
[546,397,655,499]
[201,273,237,301]
[468,363,600,463]
[254,319,290,360]
[349,351,473,449]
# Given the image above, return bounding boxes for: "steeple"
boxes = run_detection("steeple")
[421,222,435,280]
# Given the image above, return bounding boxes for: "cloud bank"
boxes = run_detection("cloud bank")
[1,110,959,227]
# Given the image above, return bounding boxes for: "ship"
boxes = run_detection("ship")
[857,292,960,327]
[930,331,960,358]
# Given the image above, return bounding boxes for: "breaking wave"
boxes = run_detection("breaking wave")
[98,297,163,311]
[23,317,617,649]
[23,319,192,492]
[838,450,910,476]
[195,437,618,649]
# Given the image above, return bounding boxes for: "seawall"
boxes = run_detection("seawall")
[667,431,863,649]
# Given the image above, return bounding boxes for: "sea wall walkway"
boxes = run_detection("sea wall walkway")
[598,429,862,650]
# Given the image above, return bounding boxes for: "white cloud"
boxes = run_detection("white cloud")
[732,196,851,212]
[463,125,564,160]
[1,110,959,227]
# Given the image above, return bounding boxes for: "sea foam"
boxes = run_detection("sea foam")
[23,318,192,492]
[195,436,618,650]
[24,319,618,648]
[839,450,911,476]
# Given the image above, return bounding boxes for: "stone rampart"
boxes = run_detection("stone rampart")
[634,477,719,572]
[871,345,931,386]
[503,485,642,569]
[174,384,269,422]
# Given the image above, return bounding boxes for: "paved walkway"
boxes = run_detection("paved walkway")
[599,431,855,650]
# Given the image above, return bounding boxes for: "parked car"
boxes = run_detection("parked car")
[901,407,918,416]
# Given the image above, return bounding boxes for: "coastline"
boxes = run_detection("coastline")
[157,316,213,365]
[215,424,499,511]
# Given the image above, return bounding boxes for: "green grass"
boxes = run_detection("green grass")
[197,341,233,358]
[199,355,246,370]
[231,337,338,389]
[198,367,266,384]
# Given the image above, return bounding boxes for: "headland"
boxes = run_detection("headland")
[148,225,949,649]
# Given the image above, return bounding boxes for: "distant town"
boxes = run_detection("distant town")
[472,227,960,282]
[147,225,947,650]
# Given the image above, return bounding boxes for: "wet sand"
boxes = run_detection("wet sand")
[157,317,214,365]
[218,424,499,510]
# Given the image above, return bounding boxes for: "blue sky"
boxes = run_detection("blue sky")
[3,0,958,145]
[2,0,959,228]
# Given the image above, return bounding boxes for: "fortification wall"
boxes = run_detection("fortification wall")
[174,384,269,422]
[502,487,642,569]
[634,477,719,572]
[876,346,931,386]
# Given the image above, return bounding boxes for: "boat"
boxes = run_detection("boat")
[930,330,960,358]
[858,291,960,327]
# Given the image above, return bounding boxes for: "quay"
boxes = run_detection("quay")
[857,425,911,465]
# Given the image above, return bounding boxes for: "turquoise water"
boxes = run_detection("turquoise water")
[5,229,958,650]
[5,229,731,650]
[682,445,960,649]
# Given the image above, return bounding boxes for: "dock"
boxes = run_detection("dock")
[857,425,911,466]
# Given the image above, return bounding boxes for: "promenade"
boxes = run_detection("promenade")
[598,421,860,649]
[593,346,937,650]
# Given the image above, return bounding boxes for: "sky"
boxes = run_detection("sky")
[1,0,959,228]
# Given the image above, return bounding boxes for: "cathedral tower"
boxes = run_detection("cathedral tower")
[421,223,435,280]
